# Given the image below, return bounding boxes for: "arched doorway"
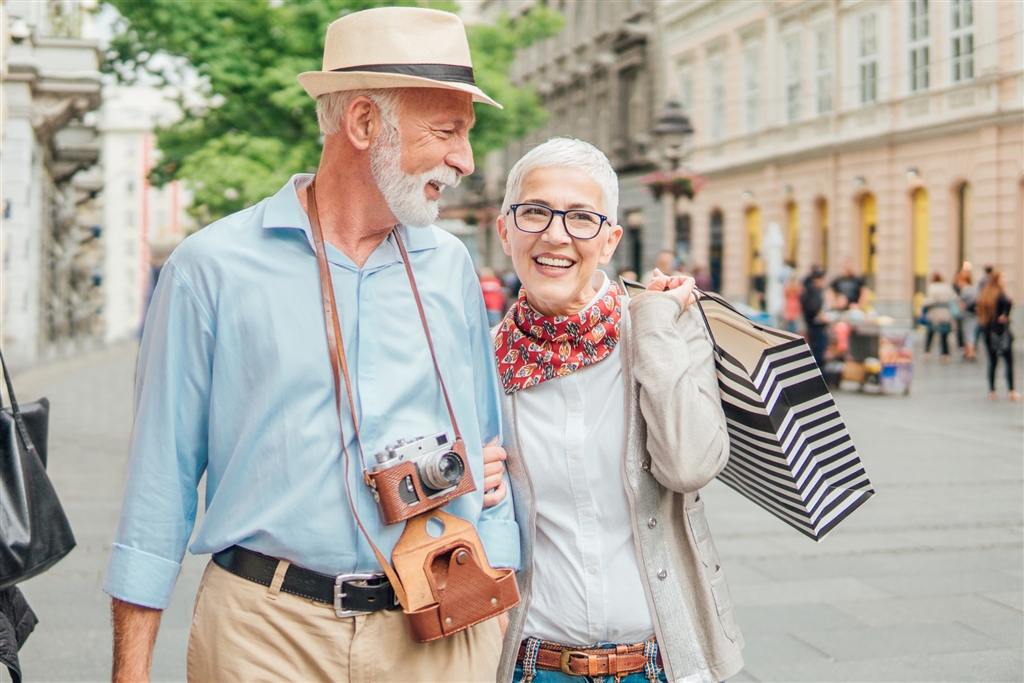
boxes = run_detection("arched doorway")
[815,197,829,270]
[956,182,973,267]
[746,206,764,309]
[912,188,929,319]
[860,193,878,287]
[786,201,799,265]
[709,209,724,292]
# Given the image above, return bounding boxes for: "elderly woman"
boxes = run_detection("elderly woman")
[489,138,743,683]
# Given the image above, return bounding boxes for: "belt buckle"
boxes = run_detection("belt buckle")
[559,650,586,676]
[333,573,379,618]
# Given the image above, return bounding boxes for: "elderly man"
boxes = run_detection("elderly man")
[104,8,517,682]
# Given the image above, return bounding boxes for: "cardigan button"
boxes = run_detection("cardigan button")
[657,569,667,580]
[641,461,651,473]
[647,517,657,528]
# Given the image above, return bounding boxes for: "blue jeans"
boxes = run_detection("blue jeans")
[513,663,668,683]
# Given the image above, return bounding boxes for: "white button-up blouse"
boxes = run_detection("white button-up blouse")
[517,273,656,645]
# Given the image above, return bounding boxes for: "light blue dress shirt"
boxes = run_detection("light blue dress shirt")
[104,175,519,610]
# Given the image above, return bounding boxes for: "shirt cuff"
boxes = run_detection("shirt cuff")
[103,542,182,610]
[477,518,521,571]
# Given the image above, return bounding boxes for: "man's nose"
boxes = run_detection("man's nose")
[446,135,474,178]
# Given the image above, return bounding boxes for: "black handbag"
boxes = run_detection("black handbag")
[0,348,76,588]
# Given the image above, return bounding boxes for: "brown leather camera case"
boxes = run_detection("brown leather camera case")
[392,510,520,642]
[366,438,477,525]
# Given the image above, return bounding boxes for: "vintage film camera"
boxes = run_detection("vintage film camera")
[367,432,477,525]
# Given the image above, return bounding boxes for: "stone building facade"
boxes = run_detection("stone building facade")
[474,0,670,276]
[658,0,1023,320]
[1,0,103,370]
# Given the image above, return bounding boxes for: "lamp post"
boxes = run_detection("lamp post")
[651,100,695,256]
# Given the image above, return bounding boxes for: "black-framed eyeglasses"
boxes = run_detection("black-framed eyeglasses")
[509,203,608,241]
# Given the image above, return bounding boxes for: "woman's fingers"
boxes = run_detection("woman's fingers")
[482,478,507,508]
[665,276,697,310]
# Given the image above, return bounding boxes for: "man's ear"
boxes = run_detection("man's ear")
[343,96,378,151]
[598,223,624,266]
[496,213,513,256]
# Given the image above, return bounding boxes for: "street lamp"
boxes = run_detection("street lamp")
[651,100,695,256]
[652,100,694,171]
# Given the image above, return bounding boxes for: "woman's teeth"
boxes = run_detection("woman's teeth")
[535,256,574,269]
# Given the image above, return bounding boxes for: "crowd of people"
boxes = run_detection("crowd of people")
[480,257,1018,402]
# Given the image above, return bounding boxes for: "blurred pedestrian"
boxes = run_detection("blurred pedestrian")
[104,8,517,683]
[479,266,508,326]
[801,267,828,368]
[641,250,677,285]
[829,259,869,311]
[691,263,713,292]
[783,272,802,333]
[923,272,957,363]
[976,270,1020,401]
[953,264,972,350]
[958,271,980,362]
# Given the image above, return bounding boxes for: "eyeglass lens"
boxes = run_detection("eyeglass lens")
[513,205,603,239]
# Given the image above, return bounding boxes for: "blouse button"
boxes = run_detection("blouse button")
[569,402,579,412]
[641,461,651,473]
[647,517,657,528]
[657,569,668,580]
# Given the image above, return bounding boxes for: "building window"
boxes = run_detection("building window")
[783,34,801,123]
[908,0,930,92]
[708,53,726,141]
[677,62,694,115]
[743,42,760,132]
[814,26,833,114]
[951,0,974,82]
[858,13,878,104]
[574,0,589,43]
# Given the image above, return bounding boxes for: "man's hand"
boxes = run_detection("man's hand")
[647,269,697,310]
[111,598,163,683]
[482,437,508,508]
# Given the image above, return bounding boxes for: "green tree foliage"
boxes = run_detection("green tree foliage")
[104,0,560,223]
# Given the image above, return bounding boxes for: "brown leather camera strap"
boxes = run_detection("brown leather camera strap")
[393,235,461,439]
[307,178,406,606]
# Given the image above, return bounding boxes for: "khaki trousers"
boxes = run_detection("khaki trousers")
[187,561,503,683]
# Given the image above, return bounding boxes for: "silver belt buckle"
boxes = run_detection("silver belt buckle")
[334,573,379,618]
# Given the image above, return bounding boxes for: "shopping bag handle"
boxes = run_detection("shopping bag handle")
[0,347,41,462]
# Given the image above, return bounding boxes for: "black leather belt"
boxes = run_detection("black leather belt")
[212,545,400,617]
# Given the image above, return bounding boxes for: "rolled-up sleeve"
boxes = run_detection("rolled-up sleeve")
[464,267,521,571]
[103,260,214,609]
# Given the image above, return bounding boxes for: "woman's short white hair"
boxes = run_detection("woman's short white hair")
[501,137,619,226]
[316,89,402,136]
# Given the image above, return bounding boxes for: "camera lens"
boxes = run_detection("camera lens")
[419,450,465,492]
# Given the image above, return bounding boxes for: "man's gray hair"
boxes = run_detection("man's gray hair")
[501,137,619,226]
[316,89,402,136]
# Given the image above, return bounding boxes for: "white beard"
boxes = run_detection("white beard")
[370,122,461,229]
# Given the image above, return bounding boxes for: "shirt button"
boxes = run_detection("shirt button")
[647,517,657,528]
[593,625,603,633]
[569,402,579,412]
[582,507,592,516]
[588,566,598,575]
[570,451,580,460]
[657,569,668,580]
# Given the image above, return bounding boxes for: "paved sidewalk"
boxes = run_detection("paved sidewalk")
[6,340,1023,682]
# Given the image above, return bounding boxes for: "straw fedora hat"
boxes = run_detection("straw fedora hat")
[297,6,501,109]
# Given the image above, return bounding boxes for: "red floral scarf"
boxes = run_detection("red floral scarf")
[494,283,622,394]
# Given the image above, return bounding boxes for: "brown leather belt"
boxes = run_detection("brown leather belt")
[516,639,662,678]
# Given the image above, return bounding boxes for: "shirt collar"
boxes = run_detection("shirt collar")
[262,173,438,268]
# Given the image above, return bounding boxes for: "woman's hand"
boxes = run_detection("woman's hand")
[646,268,697,310]
[482,438,508,508]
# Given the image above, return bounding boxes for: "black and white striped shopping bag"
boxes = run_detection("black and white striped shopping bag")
[694,292,874,541]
